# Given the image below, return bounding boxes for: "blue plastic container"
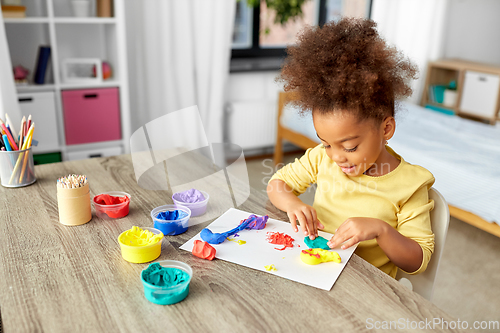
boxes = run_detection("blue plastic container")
[151,204,191,235]
[140,260,193,305]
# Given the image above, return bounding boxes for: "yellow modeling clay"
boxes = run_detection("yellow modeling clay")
[300,248,341,265]
[227,237,246,245]
[264,264,277,271]
[121,226,163,246]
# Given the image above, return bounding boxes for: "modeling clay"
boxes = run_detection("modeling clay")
[239,214,269,230]
[121,226,163,246]
[173,188,205,203]
[266,232,295,251]
[192,240,216,260]
[300,248,341,265]
[94,194,130,218]
[156,210,188,221]
[227,238,246,245]
[200,218,253,244]
[142,263,190,287]
[304,236,330,250]
[94,194,129,205]
[264,264,277,272]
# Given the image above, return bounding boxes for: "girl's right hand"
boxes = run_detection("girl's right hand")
[286,203,324,240]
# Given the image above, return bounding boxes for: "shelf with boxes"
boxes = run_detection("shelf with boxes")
[421,59,500,124]
[2,0,130,162]
[1,0,48,18]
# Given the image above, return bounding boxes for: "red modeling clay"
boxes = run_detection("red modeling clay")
[93,194,130,218]
[94,194,129,205]
[302,250,320,258]
[266,232,295,251]
[192,240,216,260]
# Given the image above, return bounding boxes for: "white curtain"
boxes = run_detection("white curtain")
[371,0,449,103]
[125,0,236,149]
[0,14,21,122]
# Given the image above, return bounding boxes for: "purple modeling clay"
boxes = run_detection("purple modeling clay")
[200,214,268,244]
[174,188,205,203]
[241,214,268,230]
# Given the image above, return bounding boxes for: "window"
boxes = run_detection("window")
[232,0,372,61]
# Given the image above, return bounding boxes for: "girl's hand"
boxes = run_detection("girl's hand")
[327,217,387,250]
[286,203,324,240]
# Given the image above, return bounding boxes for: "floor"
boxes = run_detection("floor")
[246,152,500,329]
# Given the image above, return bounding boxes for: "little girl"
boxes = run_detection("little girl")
[267,18,435,278]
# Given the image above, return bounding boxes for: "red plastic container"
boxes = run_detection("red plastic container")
[93,191,130,219]
[62,88,121,145]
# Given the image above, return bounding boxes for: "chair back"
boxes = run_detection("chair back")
[396,187,450,301]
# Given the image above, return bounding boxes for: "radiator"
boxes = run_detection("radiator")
[226,101,277,150]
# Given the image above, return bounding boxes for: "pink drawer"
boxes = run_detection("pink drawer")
[62,88,121,145]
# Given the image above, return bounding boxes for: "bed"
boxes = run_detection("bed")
[273,91,500,237]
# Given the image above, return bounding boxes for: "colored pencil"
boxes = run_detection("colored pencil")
[6,125,16,146]
[18,116,26,149]
[0,119,19,150]
[8,123,34,185]
[5,113,17,144]
[2,134,16,172]
[2,134,12,151]
[26,115,31,136]
[57,174,87,189]
[19,132,33,183]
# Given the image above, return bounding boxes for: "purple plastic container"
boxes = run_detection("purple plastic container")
[172,190,209,217]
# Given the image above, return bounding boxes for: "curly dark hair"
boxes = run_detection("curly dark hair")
[277,17,418,121]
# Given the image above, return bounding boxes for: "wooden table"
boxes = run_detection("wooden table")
[0,154,465,332]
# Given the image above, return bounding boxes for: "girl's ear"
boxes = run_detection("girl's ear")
[381,116,396,141]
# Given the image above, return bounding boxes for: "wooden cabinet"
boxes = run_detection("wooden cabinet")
[421,59,500,124]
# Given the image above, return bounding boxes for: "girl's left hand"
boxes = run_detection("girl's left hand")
[327,217,386,250]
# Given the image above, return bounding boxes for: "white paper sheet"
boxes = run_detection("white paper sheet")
[179,208,358,291]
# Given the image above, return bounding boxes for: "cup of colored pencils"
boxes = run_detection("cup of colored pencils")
[57,174,92,226]
[0,114,36,188]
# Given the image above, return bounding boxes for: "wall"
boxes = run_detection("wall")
[225,71,282,154]
[444,0,500,66]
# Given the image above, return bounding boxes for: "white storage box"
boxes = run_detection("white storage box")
[18,92,60,153]
[66,146,123,161]
[459,70,500,118]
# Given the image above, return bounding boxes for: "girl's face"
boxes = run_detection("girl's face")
[312,111,395,177]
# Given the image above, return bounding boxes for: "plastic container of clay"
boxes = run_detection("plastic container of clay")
[171,190,209,217]
[151,204,191,236]
[93,191,131,219]
[140,260,192,305]
[118,227,163,263]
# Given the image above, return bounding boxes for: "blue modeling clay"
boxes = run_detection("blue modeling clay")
[304,235,331,250]
[201,218,253,244]
[156,210,188,221]
[200,214,269,244]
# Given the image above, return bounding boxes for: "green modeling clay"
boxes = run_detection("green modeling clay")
[304,236,330,250]
[142,263,189,287]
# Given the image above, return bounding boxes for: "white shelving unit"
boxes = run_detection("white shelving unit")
[2,0,130,161]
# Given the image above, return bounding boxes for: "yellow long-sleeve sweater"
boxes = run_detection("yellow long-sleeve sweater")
[270,145,435,278]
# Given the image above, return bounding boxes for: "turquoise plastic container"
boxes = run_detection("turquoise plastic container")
[140,260,192,305]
